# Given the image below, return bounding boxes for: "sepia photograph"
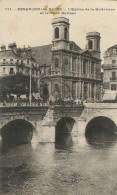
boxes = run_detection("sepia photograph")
[0,0,117,194]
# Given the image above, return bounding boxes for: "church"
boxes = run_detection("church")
[31,17,102,102]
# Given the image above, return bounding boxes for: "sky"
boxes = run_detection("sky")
[0,0,117,63]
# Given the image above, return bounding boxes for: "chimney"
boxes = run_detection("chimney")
[1,45,6,51]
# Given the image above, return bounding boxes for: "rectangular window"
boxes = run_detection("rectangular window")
[112,60,116,64]
[111,84,116,91]
[3,59,6,64]
[10,59,13,64]
[113,49,117,54]
[9,67,14,74]
[3,67,5,73]
[112,71,116,79]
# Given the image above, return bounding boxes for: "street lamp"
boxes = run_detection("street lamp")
[26,47,32,106]
[29,58,32,106]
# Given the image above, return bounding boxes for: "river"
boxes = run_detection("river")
[0,126,117,195]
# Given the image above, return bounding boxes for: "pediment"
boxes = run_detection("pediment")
[81,50,93,57]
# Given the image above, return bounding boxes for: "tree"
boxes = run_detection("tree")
[0,73,38,99]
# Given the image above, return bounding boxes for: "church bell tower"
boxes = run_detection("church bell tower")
[86,32,101,59]
[51,17,70,51]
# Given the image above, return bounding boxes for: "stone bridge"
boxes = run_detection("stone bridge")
[78,103,117,140]
[0,104,117,145]
[0,105,83,144]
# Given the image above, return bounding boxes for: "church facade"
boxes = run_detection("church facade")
[32,17,102,102]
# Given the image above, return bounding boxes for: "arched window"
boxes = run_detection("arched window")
[55,58,59,68]
[55,27,59,39]
[88,40,93,49]
[64,28,68,39]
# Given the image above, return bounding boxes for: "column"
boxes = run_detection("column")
[48,81,52,96]
[76,82,78,99]
[93,39,95,50]
[87,83,90,100]
[77,81,82,99]
[82,82,84,100]
[94,62,96,78]
[71,80,73,99]
[61,79,63,98]
[89,83,92,102]
[94,83,96,101]
[61,25,64,40]
[90,61,92,76]
[61,52,63,73]
[76,57,79,77]
[70,54,72,76]
[88,61,90,77]
[81,58,83,74]
[79,57,82,76]
[89,83,91,99]
[86,60,88,77]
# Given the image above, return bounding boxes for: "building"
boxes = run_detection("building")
[31,17,102,102]
[0,43,39,87]
[103,44,117,92]
[102,44,117,102]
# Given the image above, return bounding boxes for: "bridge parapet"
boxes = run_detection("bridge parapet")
[0,106,48,116]
[84,103,117,109]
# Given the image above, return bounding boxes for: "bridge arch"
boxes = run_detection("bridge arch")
[85,116,117,142]
[56,117,76,134]
[0,119,35,145]
[55,117,76,148]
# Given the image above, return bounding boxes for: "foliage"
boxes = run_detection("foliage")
[0,72,38,96]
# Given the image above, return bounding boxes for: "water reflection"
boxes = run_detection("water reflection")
[85,116,117,149]
[1,122,117,194]
[0,140,26,154]
[86,131,117,149]
[1,119,34,145]
[0,142,35,195]
[0,163,32,194]
[55,133,73,150]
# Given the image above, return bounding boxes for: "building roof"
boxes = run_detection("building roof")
[79,49,93,56]
[79,49,100,60]
[31,44,52,66]
[31,42,99,66]
[69,41,82,51]
[107,44,117,50]
[0,50,17,59]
